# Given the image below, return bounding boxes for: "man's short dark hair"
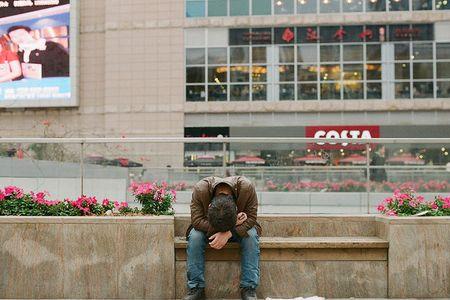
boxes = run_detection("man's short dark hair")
[7,25,32,35]
[208,194,237,232]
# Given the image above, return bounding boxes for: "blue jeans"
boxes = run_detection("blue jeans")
[186,227,260,289]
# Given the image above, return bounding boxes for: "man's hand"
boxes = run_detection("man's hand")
[209,231,232,250]
[236,212,247,226]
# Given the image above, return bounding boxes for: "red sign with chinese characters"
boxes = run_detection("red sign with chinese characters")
[305,126,380,150]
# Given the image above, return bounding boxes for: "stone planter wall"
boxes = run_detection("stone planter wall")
[0,216,174,299]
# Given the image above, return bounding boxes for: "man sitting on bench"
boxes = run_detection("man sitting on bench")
[184,176,261,300]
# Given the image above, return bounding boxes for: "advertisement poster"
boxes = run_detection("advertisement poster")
[0,0,75,107]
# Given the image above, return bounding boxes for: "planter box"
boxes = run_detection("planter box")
[376,216,450,298]
[0,216,174,299]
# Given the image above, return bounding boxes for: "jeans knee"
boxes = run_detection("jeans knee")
[242,227,259,247]
[188,229,207,247]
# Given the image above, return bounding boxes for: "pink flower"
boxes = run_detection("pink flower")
[385,209,397,216]
[102,199,110,206]
[377,204,385,212]
[120,201,128,208]
[443,197,450,209]
[428,202,438,210]
[0,191,5,201]
[4,186,24,199]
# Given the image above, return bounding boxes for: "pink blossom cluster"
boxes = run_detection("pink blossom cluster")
[129,181,176,203]
[30,191,60,206]
[266,180,366,192]
[0,186,25,200]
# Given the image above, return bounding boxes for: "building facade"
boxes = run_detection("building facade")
[1,0,450,167]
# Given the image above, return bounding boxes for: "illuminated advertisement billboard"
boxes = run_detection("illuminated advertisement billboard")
[0,0,77,107]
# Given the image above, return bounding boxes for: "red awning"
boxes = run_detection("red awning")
[233,156,265,165]
[338,154,367,165]
[387,154,425,165]
[294,154,327,165]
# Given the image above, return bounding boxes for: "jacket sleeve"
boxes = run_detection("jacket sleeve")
[235,182,258,237]
[190,184,214,235]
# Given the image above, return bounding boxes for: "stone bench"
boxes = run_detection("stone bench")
[174,215,389,299]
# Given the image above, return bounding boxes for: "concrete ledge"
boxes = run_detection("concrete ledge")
[0,216,174,224]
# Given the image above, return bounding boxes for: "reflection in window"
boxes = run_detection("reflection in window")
[412,43,433,59]
[208,66,227,82]
[252,0,272,15]
[413,82,433,98]
[320,65,341,81]
[343,64,364,80]
[187,67,205,83]
[437,62,450,79]
[395,63,410,80]
[208,85,228,101]
[230,47,249,64]
[298,65,318,81]
[413,62,433,79]
[413,0,432,10]
[343,0,363,12]
[298,45,317,62]
[279,46,295,63]
[252,66,267,82]
[366,0,386,11]
[321,83,341,99]
[230,0,249,15]
[389,0,409,11]
[252,84,267,100]
[279,65,295,81]
[366,64,382,80]
[395,82,410,98]
[230,66,250,82]
[230,85,250,101]
[298,83,318,100]
[437,82,450,97]
[366,44,382,61]
[186,48,205,65]
[320,0,340,13]
[279,84,295,100]
[320,45,340,62]
[437,43,450,59]
[253,47,267,63]
[436,0,450,9]
[367,83,382,99]
[344,82,364,99]
[208,0,227,16]
[274,0,295,14]
[297,0,317,13]
[208,48,227,64]
[186,86,206,101]
[394,44,410,60]
[186,0,206,17]
[343,45,363,61]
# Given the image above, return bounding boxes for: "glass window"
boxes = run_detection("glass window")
[230,0,249,15]
[208,66,227,83]
[297,27,320,43]
[367,83,382,99]
[230,85,250,101]
[298,45,317,62]
[186,85,206,101]
[390,25,412,41]
[412,24,434,41]
[320,65,341,81]
[187,67,205,83]
[208,0,227,16]
[230,66,250,82]
[279,65,295,81]
[394,44,410,60]
[343,45,363,61]
[365,25,385,42]
[186,0,206,17]
[366,64,382,80]
[367,44,381,61]
[413,82,433,98]
[437,43,450,59]
[298,83,318,100]
[298,65,318,81]
[320,45,340,62]
[412,43,433,60]
[344,82,364,99]
[279,46,295,63]
[436,0,450,9]
[395,82,411,99]
[208,85,228,101]
[321,83,341,100]
[279,84,295,100]
[344,64,364,80]
[437,81,450,98]
[343,0,363,12]
[343,26,364,43]
[186,48,205,65]
[320,26,340,43]
[251,28,273,45]
[252,66,267,82]
[252,0,272,15]
[252,47,267,63]
[229,29,250,46]
[275,27,296,44]
[297,0,317,13]
[320,0,340,13]
[252,84,267,100]
[413,0,432,10]
[208,48,227,64]
[389,0,409,11]
[366,0,386,11]
[230,47,249,64]
[413,62,433,79]
[437,62,450,79]
[274,0,295,14]
[395,63,410,79]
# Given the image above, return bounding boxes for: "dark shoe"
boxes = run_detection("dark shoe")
[183,287,205,300]
[241,287,257,300]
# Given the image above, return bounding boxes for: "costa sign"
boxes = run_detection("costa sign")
[305,126,380,150]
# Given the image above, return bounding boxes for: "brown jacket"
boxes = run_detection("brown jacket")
[186,176,262,238]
